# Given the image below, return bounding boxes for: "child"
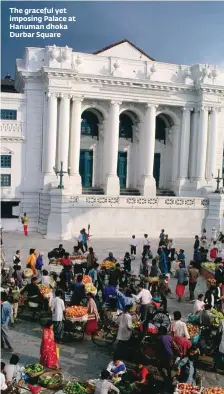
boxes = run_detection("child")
[42,270,50,286]
[193,294,205,314]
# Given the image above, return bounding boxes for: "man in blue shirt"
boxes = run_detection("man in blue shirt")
[1,292,13,351]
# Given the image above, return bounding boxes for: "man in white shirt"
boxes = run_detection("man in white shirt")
[135,284,152,325]
[52,289,65,342]
[143,234,150,250]
[116,306,133,359]
[212,227,217,241]
[0,362,7,392]
[94,370,119,394]
[170,311,190,339]
[130,235,137,258]
[193,294,205,314]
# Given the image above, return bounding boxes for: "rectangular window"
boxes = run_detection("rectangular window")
[0,155,11,168]
[0,109,17,120]
[1,201,19,218]
[1,174,11,187]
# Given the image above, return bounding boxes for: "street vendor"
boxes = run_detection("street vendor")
[131,363,150,387]
[70,274,86,305]
[116,289,134,312]
[104,252,117,263]
[89,263,99,287]
[48,244,66,260]
[94,370,120,394]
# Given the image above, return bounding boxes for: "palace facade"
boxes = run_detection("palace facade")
[1,40,224,237]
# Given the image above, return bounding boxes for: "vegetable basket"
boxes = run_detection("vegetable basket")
[38,371,63,389]
[24,364,44,377]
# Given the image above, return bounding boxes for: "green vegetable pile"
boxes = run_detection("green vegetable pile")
[39,373,62,386]
[25,364,44,376]
[64,381,87,394]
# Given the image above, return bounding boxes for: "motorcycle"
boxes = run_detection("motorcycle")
[198,325,219,356]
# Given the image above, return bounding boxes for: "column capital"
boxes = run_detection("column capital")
[110,100,122,106]
[58,93,71,100]
[145,103,158,110]
[47,92,57,99]
[182,107,193,112]
[211,106,221,113]
[198,105,210,112]
[71,96,84,103]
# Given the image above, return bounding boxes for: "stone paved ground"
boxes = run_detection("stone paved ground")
[2,231,224,388]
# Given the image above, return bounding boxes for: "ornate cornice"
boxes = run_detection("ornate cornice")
[0,136,25,142]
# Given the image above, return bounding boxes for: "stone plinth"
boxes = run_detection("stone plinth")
[205,193,224,237]
[45,188,72,240]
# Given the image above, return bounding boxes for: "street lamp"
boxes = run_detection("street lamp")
[53,161,70,189]
[213,169,224,193]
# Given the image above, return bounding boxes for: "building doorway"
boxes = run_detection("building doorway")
[117,151,127,188]
[79,149,93,187]
[153,153,160,188]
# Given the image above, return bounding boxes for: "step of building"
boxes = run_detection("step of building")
[120,188,141,196]
[82,188,104,195]
[156,189,175,196]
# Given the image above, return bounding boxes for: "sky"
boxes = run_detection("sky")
[1,1,224,78]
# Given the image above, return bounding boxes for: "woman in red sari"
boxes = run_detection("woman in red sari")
[40,320,59,369]
[85,293,100,335]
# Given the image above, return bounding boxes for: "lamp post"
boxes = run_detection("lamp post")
[213,169,224,193]
[53,161,70,189]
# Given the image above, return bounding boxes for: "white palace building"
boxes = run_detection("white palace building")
[1,40,224,239]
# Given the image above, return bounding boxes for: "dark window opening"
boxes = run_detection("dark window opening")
[81,111,99,139]
[0,109,17,120]
[156,117,166,144]
[1,201,19,218]
[119,113,133,141]
[1,155,11,168]
[1,174,11,187]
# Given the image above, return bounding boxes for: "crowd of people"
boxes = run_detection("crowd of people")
[1,227,224,393]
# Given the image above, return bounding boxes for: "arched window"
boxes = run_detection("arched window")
[119,113,133,141]
[155,117,166,143]
[81,111,99,139]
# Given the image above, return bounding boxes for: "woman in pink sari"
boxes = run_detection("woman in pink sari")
[85,293,100,335]
[40,320,59,369]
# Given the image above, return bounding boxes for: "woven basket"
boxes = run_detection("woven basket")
[38,371,63,389]
[25,364,44,377]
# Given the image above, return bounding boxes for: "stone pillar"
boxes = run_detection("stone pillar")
[196,106,209,180]
[178,108,191,179]
[69,97,82,194]
[44,93,58,174]
[189,109,199,179]
[137,121,144,188]
[141,104,157,197]
[205,193,224,237]
[58,94,70,169]
[104,101,121,196]
[171,125,180,183]
[46,189,72,240]
[206,107,218,179]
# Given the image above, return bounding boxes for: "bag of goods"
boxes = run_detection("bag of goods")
[188,314,200,324]
[23,268,33,278]
[25,364,44,377]
[39,371,63,389]
[204,388,224,394]
[82,275,92,284]
[64,381,87,394]
[18,293,28,305]
[100,260,116,270]
[65,305,88,321]
[186,323,200,341]
[85,283,97,295]
[210,308,224,327]
[38,284,51,296]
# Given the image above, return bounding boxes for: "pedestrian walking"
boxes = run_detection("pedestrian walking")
[1,292,13,351]
[52,290,65,342]
[188,262,199,301]
[130,235,137,258]
[175,263,188,302]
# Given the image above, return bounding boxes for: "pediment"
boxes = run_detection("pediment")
[1,146,14,154]
[94,39,155,62]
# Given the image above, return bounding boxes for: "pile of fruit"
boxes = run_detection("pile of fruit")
[148,276,159,283]
[210,308,224,327]
[85,283,97,295]
[202,262,216,271]
[38,284,51,295]
[82,275,92,284]
[204,388,224,394]
[101,260,116,270]
[64,381,87,394]
[71,255,86,261]
[206,278,217,287]
[25,364,44,377]
[186,323,200,340]
[176,383,201,393]
[65,305,88,319]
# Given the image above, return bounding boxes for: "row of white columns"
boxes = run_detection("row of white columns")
[178,106,219,183]
[44,92,220,196]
